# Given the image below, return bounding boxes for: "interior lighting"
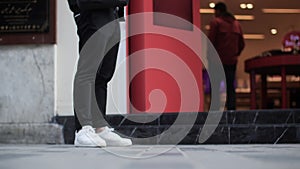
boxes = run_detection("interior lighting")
[234,15,255,20]
[270,28,278,35]
[209,2,215,8]
[240,3,254,10]
[199,9,214,14]
[240,3,247,9]
[205,25,211,30]
[246,3,254,9]
[262,9,300,14]
[244,34,265,40]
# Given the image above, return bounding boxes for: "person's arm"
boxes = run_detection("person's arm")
[68,0,80,14]
[237,24,245,56]
[208,19,218,46]
[77,0,127,11]
[206,19,218,63]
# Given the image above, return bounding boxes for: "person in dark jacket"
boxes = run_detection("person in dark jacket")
[208,2,245,110]
[67,0,132,147]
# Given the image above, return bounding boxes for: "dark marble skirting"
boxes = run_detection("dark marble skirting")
[54,109,300,145]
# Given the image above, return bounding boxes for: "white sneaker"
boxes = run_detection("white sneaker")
[98,127,132,147]
[74,125,107,147]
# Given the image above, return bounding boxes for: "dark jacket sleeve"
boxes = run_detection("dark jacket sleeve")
[208,19,218,46]
[77,0,123,10]
[67,0,80,14]
[237,24,245,56]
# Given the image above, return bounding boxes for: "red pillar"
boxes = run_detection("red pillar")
[127,0,203,113]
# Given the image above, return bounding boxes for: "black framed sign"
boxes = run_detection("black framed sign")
[0,0,56,44]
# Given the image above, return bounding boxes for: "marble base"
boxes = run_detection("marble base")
[0,45,58,144]
[0,45,54,123]
[0,123,64,144]
[56,109,300,144]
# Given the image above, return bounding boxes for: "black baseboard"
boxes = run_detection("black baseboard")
[55,109,300,144]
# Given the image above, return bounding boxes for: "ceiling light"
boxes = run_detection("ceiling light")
[246,3,254,9]
[244,34,265,40]
[270,28,278,35]
[240,3,253,10]
[262,9,300,14]
[240,3,247,9]
[199,9,214,14]
[205,25,211,30]
[234,15,255,20]
[209,2,215,8]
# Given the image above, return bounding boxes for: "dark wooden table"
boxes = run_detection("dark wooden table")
[245,54,300,109]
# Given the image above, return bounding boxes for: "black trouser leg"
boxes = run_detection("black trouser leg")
[73,15,120,131]
[224,64,237,110]
[95,43,120,119]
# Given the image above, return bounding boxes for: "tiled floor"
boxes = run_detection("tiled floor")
[0,144,299,169]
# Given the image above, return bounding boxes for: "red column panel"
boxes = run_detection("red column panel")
[128,0,203,113]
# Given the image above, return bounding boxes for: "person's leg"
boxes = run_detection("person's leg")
[207,67,223,111]
[73,22,118,147]
[74,15,87,132]
[74,14,97,132]
[95,43,119,118]
[74,19,115,130]
[92,21,132,146]
[74,113,81,132]
[73,15,131,147]
[73,13,119,130]
[224,64,237,110]
[92,19,121,128]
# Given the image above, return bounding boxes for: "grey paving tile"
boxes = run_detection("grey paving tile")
[0,144,300,169]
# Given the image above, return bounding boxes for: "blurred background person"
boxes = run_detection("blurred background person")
[208,2,245,110]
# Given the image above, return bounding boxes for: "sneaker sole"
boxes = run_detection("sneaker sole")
[74,136,106,148]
